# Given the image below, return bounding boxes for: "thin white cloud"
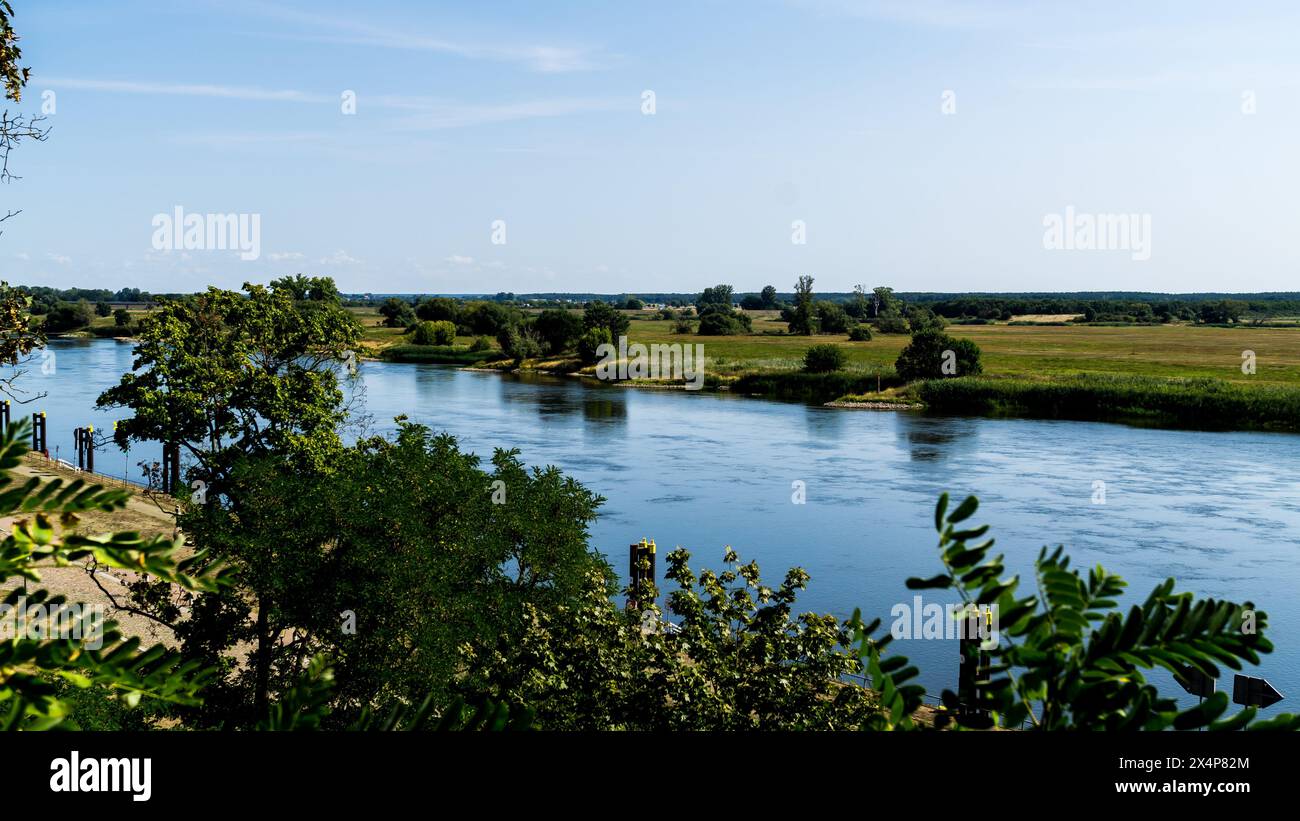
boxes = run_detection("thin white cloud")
[170,133,330,148]
[386,97,624,131]
[445,255,474,265]
[787,0,1022,29]
[39,77,621,137]
[269,251,306,261]
[46,252,71,265]
[319,250,361,265]
[240,4,604,72]
[38,77,330,103]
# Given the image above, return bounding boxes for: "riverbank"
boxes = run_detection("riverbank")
[364,340,1300,431]
[350,310,1300,432]
[906,373,1300,432]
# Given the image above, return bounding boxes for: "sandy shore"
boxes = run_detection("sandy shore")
[823,400,921,410]
[1,455,182,645]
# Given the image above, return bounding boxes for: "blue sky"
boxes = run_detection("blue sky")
[4,0,1300,294]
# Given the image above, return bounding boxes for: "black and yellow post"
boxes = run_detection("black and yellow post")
[0,399,9,436]
[957,608,992,723]
[32,411,47,454]
[74,427,84,469]
[84,425,94,472]
[627,537,657,612]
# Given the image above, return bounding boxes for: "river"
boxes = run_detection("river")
[17,338,1300,708]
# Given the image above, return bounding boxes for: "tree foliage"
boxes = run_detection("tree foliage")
[894,329,982,381]
[863,493,1300,730]
[467,546,874,729]
[803,343,847,373]
[789,275,816,335]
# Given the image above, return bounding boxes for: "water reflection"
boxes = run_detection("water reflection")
[583,398,627,422]
[896,413,980,462]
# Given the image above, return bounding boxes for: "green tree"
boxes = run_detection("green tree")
[272,274,340,303]
[904,304,946,334]
[415,297,461,324]
[785,274,816,335]
[0,1,48,234]
[849,284,870,319]
[788,275,816,335]
[760,285,778,309]
[582,301,629,342]
[378,297,415,328]
[815,300,849,334]
[113,308,131,327]
[163,419,607,724]
[532,308,583,355]
[695,284,735,312]
[42,300,93,332]
[498,323,543,363]
[577,327,612,365]
[96,280,360,721]
[0,1,29,102]
[696,304,751,335]
[459,301,517,336]
[0,281,44,398]
[871,286,900,318]
[894,329,981,381]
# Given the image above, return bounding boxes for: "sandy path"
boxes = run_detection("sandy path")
[1,455,182,645]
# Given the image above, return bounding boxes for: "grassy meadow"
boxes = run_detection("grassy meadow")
[358,306,1300,383]
[347,304,1300,427]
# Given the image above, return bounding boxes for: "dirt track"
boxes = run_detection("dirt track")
[1,454,182,644]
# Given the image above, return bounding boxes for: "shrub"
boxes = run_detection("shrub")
[533,308,583,354]
[114,308,131,327]
[873,315,910,334]
[381,345,496,364]
[847,325,872,341]
[415,297,461,324]
[583,301,629,342]
[410,320,457,346]
[905,305,946,334]
[378,297,415,328]
[469,335,492,352]
[460,301,517,336]
[815,301,850,334]
[672,318,694,334]
[499,325,542,363]
[895,330,982,381]
[577,327,612,365]
[803,343,848,373]
[43,301,95,332]
[915,373,1300,432]
[733,371,902,401]
[696,305,751,336]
